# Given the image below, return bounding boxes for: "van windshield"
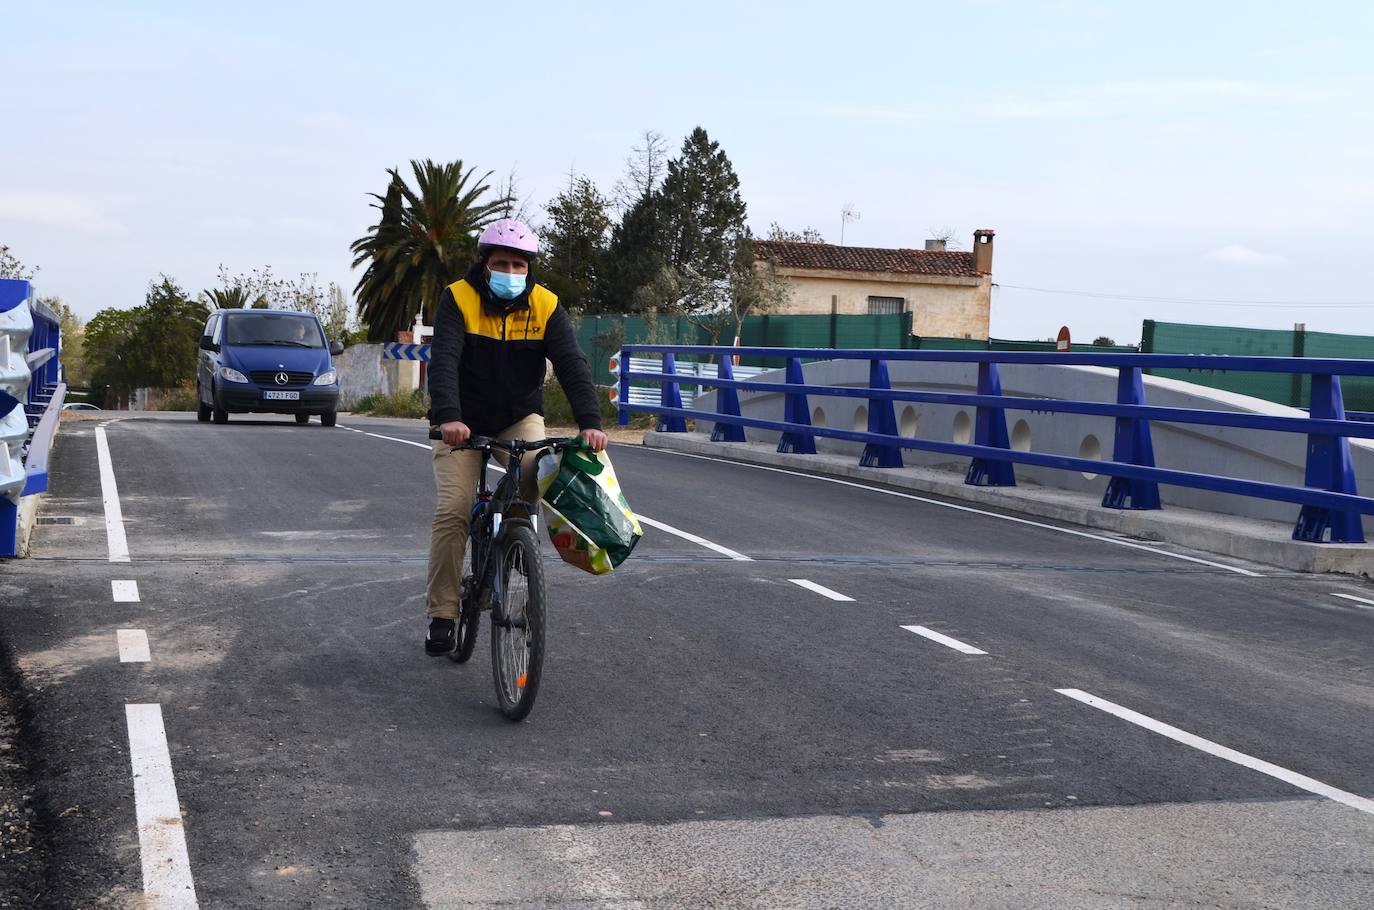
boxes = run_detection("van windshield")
[225,314,325,348]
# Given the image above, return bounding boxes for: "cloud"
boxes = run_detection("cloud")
[1204,244,1286,266]
[0,193,124,233]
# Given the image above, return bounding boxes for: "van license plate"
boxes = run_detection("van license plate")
[263,390,300,401]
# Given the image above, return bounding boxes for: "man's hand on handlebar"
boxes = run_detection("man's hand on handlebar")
[579,428,609,453]
[438,421,470,447]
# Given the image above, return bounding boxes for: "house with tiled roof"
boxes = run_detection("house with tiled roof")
[753,229,994,340]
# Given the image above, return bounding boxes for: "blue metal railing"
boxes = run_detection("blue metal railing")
[1,279,64,557]
[618,344,1374,545]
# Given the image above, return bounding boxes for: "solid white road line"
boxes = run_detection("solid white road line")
[342,424,753,561]
[112,580,141,603]
[643,448,1262,576]
[118,630,151,663]
[901,625,988,655]
[1331,592,1374,609]
[125,704,200,907]
[788,579,855,601]
[338,425,432,450]
[95,426,131,563]
[636,516,753,561]
[1056,688,1374,816]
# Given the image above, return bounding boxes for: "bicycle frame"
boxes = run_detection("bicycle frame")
[445,436,575,622]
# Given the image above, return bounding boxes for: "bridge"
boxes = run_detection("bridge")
[2,410,1373,907]
[1,310,1373,906]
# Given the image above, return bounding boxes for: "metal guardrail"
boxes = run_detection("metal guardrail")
[1,279,63,557]
[618,344,1374,545]
[606,355,770,409]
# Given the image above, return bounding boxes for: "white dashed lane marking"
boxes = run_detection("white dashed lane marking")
[118,630,151,663]
[634,516,753,561]
[788,579,855,601]
[95,425,131,563]
[113,580,140,602]
[901,625,988,655]
[125,704,200,906]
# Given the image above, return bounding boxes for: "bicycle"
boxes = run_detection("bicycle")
[428,429,576,721]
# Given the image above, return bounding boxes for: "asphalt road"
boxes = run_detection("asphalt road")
[2,412,1374,908]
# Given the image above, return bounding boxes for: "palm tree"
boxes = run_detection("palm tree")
[350,159,510,342]
[203,286,267,310]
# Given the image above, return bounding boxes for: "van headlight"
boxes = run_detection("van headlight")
[218,367,249,383]
[313,370,338,386]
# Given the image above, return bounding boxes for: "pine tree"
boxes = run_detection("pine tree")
[541,173,612,312]
[594,190,671,313]
[658,127,748,314]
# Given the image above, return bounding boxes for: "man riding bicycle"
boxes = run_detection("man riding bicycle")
[425,218,608,655]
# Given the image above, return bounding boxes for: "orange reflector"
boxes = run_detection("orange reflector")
[517,674,527,688]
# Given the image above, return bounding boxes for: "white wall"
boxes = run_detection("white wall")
[335,343,403,409]
[694,360,1374,532]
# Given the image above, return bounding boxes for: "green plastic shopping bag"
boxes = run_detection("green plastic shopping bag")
[537,443,643,575]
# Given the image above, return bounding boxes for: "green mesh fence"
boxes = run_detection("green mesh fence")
[1141,320,1374,410]
[580,313,1374,413]
[914,337,1138,353]
[576,312,914,383]
[1304,330,1374,412]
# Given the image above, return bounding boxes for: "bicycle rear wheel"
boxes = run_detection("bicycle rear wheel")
[490,525,545,720]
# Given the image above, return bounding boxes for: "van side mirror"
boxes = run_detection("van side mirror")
[329,340,344,356]
[199,335,218,352]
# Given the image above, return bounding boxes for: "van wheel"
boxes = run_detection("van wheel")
[295,414,310,425]
[213,407,228,425]
[320,411,337,428]
[197,393,211,423]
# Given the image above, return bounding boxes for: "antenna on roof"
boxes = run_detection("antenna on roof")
[840,204,860,246]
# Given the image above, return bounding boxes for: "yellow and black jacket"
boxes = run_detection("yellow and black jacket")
[427,262,602,435]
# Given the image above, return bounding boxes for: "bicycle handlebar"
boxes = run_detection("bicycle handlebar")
[426,428,578,453]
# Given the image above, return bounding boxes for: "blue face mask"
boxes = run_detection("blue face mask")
[487,270,527,300]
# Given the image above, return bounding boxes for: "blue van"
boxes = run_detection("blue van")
[196,309,344,426]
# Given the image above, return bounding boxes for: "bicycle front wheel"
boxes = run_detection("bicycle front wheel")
[490,525,545,720]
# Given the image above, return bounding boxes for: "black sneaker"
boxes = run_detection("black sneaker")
[425,618,456,655]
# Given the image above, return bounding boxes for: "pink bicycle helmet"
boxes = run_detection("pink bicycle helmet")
[477,218,539,258]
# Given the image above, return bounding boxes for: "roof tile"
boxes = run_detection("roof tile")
[754,240,983,278]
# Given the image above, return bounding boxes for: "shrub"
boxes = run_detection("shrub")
[353,389,431,419]
[147,381,199,411]
[543,380,652,429]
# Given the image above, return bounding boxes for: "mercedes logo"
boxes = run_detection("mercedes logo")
[274,372,289,385]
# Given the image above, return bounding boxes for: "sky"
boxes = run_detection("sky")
[4,0,1374,344]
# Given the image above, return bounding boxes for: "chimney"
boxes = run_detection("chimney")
[924,238,946,252]
[972,229,995,274]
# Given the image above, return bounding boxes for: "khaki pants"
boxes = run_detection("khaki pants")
[426,413,546,620]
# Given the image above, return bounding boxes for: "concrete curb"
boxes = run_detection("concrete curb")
[15,493,42,557]
[642,431,1374,577]
[15,415,65,558]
